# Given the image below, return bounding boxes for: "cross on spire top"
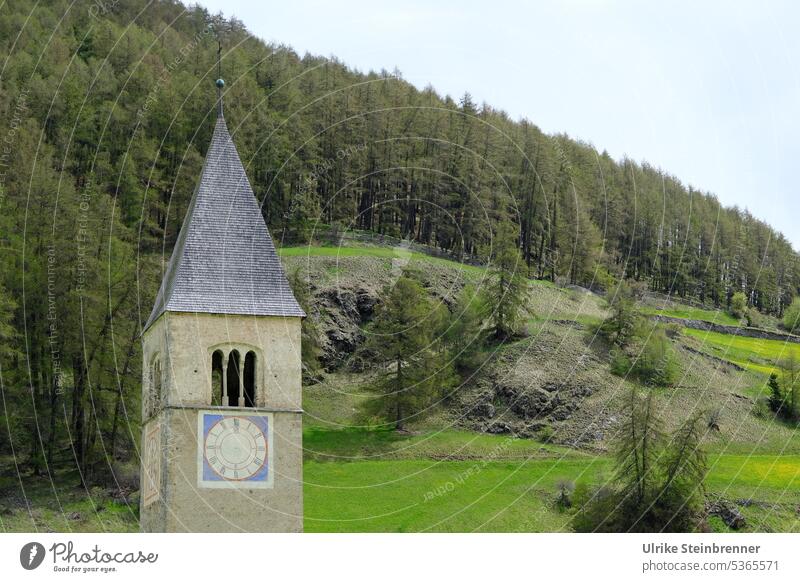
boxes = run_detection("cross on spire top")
[216,41,224,118]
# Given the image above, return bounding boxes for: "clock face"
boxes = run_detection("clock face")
[198,412,273,488]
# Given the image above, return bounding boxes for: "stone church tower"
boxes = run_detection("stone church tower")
[139,79,304,532]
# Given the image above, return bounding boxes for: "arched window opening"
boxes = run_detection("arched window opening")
[210,347,257,408]
[226,350,242,407]
[244,351,257,407]
[211,350,224,406]
[150,355,162,417]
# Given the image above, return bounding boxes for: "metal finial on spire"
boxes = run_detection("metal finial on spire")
[216,41,224,118]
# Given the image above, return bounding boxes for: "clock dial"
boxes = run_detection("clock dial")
[204,416,267,480]
[198,411,273,488]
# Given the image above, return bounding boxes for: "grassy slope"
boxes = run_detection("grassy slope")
[296,245,800,532]
[641,305,741,326]
[0,466,138,533]
[278,244,485,275]
[305,459,800,533]
[683,328,800,376]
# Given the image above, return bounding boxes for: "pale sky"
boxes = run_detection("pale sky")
[195,0,799,250]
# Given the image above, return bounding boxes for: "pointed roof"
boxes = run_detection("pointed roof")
[145,103,304,331]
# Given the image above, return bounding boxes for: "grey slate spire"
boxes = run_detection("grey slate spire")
[144,84,304,331]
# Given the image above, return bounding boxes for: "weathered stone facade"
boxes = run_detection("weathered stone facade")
[140,312,303,532]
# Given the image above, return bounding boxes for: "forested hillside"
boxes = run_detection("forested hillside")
[0,0,798,482]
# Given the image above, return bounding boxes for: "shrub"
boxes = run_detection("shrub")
[537,425,555,443]
[706,408,722,432]
[555,480,575,509]
[730,291,747,319]
[609,327,677,386]
[783,297,800,333]
[664,323,683,339]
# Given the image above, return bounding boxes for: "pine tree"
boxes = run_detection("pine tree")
[575,389,707,532]
[778,355,799,420]
[444,284,488,376]
[599,280,640,347]
[363,273,453,429]
[290,268,322,382]
[484,223,530,340]
[767,373,785,415]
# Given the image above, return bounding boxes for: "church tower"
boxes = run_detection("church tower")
[139,78,304,532]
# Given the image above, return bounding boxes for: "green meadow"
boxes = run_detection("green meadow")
[278,244,486,275]
[641,305,742,327]
[302,429,800,532]
[684,328,800,376]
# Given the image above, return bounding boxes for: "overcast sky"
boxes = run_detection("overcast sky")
[195,0,799,249]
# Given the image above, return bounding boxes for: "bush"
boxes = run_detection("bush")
[730,291,747,319]
[537,425,555,444]
[609,327,678,386]
[745,307,770,329]
[783,298,800,333]
[555,480,575,509]
[664,323,683,339]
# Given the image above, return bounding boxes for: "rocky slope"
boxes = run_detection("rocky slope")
[285,250,792,452]
[283,253,470,368]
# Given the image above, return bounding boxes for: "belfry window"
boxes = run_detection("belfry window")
[211,350,224,406]
[226,350,241,406]
[244,351,256,407]
[211,347,257,407]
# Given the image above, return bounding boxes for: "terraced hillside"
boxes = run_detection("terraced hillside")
[286,244,800,532]
[288,245,799,449]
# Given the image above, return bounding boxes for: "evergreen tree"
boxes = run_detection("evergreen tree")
[483,223,530,340]
[574,389,707,532]
[599,280,640,347]
[778,355,799,421]
[363,273,453,429]
[444,284,488,376]
[767,373,785,415]
[290,268,323,381]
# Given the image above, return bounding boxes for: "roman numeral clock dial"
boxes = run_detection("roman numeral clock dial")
[198,412,274,488]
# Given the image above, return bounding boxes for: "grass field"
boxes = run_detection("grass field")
[0,468,139,533]
[641,305,742,326]
[303,429,800,532]
[684,328,800,376]
[278,244,486,275]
